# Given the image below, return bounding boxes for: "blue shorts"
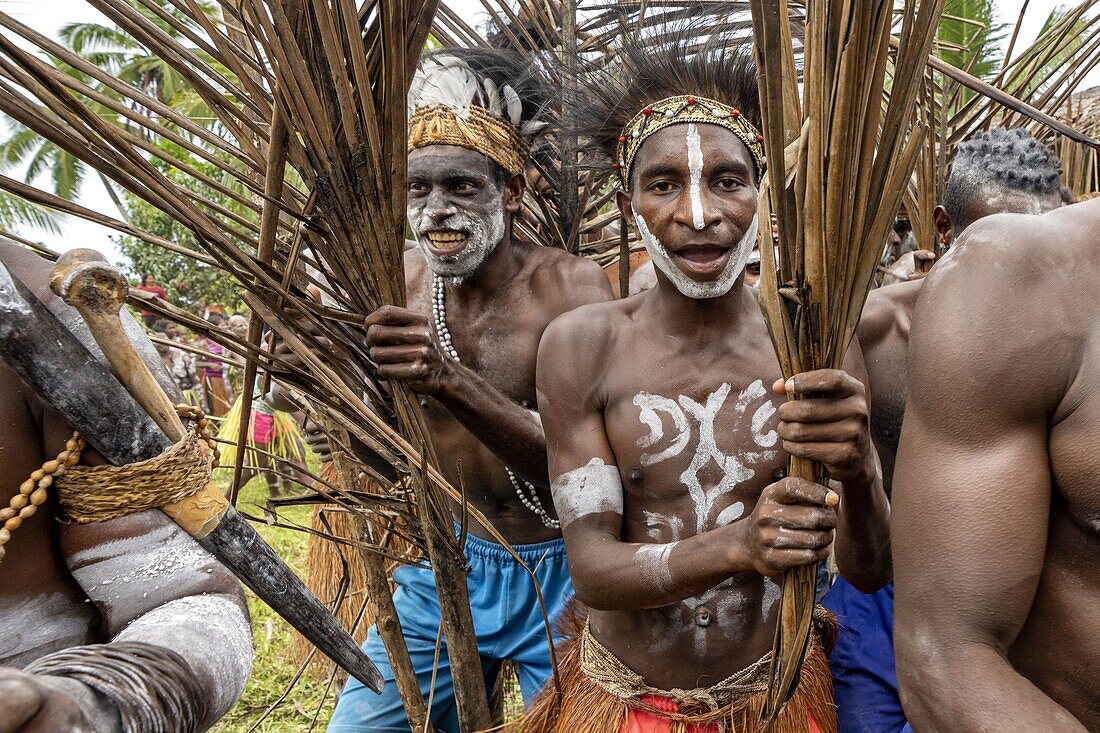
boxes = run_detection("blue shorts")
[327,530,574,732]
[823,577,909,733]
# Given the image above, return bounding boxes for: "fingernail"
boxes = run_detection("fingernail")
[825,490,840,507]
[785,378,795,393]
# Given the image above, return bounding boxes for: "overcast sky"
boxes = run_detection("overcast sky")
[0,0,1091,266]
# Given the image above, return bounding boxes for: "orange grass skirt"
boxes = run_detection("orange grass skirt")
[515,606,838,733]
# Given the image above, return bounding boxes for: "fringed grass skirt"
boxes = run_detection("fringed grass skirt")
[516,606,838,733]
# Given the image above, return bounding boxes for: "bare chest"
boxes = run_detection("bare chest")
[409,278,541,405]
[604,356,787,542]
[1050,343,1100,535]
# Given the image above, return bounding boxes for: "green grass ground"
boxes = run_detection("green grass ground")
[207,464,525,731]
[210,471,337,732]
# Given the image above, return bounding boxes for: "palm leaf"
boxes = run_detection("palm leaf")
[749,0,944,720]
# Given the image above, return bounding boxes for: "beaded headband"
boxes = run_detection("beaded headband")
[408,104,530,176]
[614,95,766,189]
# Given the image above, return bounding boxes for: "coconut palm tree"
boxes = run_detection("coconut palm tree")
[0,0,224,207]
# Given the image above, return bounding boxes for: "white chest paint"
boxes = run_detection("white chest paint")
[633,379,779,534]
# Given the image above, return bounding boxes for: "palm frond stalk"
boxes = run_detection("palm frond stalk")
[748,0,945,721]
[0,0,507,727]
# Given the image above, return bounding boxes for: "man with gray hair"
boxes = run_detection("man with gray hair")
[322,47,613,732]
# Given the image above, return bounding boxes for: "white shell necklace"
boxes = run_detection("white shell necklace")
[431,275,560,530]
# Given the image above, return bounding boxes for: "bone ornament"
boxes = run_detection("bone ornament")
[50,249,227,538]
[28,250,384,692]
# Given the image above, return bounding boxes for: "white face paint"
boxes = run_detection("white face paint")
[686,123,706,230]
[632,204,760,300]
[408,198,506,285]
[550,457,624,528]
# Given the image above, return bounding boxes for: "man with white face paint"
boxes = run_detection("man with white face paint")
[521,35,890,733]
[326,48,613,732]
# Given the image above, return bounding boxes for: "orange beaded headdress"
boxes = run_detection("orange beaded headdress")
[614,94,767,188]
[407,51,545,177]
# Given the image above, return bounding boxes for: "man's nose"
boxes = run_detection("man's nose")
[424,189,456,221]
[675,188,720,231]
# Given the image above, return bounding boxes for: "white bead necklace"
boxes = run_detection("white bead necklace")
[431,276,560,530]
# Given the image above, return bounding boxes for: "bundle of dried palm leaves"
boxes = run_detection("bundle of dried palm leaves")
[904,0,1100,247]
[0,0,512,727]
[747,0,946,721]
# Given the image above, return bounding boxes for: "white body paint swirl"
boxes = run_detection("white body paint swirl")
[634,380,779,533]
[686,123,706,230]
[550,457,624,528]
[632,205,760,300]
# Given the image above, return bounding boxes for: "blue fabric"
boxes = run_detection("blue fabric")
[327,530,574,733]
[823,577,909,733]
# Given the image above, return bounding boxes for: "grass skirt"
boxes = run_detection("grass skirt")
[516,605,838,733]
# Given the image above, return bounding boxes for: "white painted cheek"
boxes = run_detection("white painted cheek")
[686,123,705,230]
[550,457,624,528]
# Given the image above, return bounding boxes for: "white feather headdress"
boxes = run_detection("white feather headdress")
[408,54,534,133]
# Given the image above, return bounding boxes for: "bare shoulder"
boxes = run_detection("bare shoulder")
[858,280,920,347]
[926,203,1097,297]
[402,245,428,279]
[525,245,615,307]
[910,207,1090,414]
[539,296,635,380]
[402,246,431,303]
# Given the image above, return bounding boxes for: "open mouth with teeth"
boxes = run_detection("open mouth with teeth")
[671,244,733,277]
[424,229,469,255]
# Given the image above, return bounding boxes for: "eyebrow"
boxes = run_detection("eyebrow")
[710,160,753,177]
[408,171,490,185]
[636,163,685,181]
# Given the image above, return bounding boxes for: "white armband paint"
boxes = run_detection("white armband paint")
[635,542,678,594]
[114,594,253,720]
[550,457,624,528]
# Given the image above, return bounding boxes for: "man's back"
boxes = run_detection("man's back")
[893,199,1100,731]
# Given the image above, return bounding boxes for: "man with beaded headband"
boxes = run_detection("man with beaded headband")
[0,239,252,731]
[521,31,890,733]
[326,47,613,732]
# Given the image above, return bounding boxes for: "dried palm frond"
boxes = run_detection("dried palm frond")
[748,0,946,721]
[0,0,509,726]
[901,1,1100,242]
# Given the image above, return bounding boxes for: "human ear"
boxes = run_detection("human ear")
[932,205,953,245]
[616,189,634,228]
[503,173,526,214]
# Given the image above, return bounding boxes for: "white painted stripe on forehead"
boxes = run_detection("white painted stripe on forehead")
[687,123,705,230]
[550,457,623,528]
